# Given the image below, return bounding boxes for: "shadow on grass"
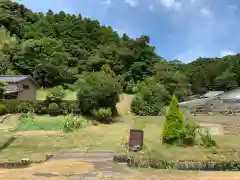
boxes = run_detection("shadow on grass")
[0,137,16,152]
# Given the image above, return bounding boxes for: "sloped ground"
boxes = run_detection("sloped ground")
[116,94,134,116]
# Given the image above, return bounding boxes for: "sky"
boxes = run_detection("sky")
[15,0,240,62]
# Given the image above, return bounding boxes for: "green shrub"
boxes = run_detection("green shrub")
[200,130,217,148]
[63,115,87,132]
[0,104,6,115]
[48,103,60,116]
[124,79,138,94]
[181,120,199,146]
[0,80,8,99]
[76,71,122,116]
[91,108,112,121]
[0,100,34,114]
[17,101,34,113]
[34,101,48,114]
[60,102,69,115]
[0,99,77,116]
[162,95,185,145]
[46,86,66,103]
[131,78,171,116]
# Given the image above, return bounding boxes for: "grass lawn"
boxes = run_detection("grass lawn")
[14,115,66,131]
[0,115,239,162]
[37,88,77,100]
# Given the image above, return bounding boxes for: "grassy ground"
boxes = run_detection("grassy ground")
[0,115,240,162]
[37,88,77,100]
[14,115,66,131]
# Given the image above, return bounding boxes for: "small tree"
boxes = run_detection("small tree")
[46,86,66,103]
[76,71,122,116]
[162,95,185,145]
[131,78,171,116]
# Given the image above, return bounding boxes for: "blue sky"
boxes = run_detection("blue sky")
[15,0,240,62]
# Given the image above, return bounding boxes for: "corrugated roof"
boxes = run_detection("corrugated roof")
[201,91,224,98]
[179,97,214,108]
[0,75,29,83]
[217,88,240,99]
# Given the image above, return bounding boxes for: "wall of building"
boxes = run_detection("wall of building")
[16,79,36,101]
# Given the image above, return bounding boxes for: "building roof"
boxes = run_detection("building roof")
[3,84,21,94]
[0,75,38,87]
[200,91,225,98]
[179,97,215,108]
[217,88,240,100]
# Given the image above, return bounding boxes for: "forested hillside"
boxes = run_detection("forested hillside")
[1,0,240,101]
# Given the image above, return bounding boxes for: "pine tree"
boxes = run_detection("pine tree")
[162,95,185,145]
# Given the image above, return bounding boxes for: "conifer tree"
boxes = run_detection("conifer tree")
[162,95,184,145]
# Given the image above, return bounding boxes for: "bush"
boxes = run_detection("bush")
[76,72,122,116]
[0,100,34,114]
[17,102,34,113]
[0,99,77,116]
[46,86,66,103]
[131,79,171,116]
[48,103,60,116]
[124,79,138,94]
[0,80,8,99]
[63,115,88,132]
[162,95,216,147]
[91,108,112,121]
[0,104,6,115]
[181,120,199,146]
[162,95,185,145]
[124,153,240,171]
[200,130,217,148]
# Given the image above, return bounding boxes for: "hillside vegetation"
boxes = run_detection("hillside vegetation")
[1,0,240,116]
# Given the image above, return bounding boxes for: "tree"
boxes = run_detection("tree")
[162,95,185,145]
[131,78,171,116]
[215,70,238,90]
[11,37,71,86]
[76,71,122,116]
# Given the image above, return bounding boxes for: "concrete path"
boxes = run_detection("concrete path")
[33,149,132,179]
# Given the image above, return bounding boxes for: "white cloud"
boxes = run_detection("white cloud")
[124,0,138,7]
[200,7,214,19]
[102,0,112,5]
[159,0,182,10]
[220,50,236,57]
[149,4,154,11]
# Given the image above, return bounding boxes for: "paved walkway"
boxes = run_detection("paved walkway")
[33,149,132,179]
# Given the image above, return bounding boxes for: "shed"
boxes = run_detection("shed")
[0,75,38,101]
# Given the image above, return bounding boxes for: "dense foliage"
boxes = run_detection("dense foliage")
[1,0,240,112]
[131,78,171,116]
[75,71,122,117]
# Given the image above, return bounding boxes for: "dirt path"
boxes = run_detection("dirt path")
[117,94,134,116]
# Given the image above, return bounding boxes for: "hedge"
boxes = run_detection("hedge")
[0,99,79,116]
[114,154,240,171]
